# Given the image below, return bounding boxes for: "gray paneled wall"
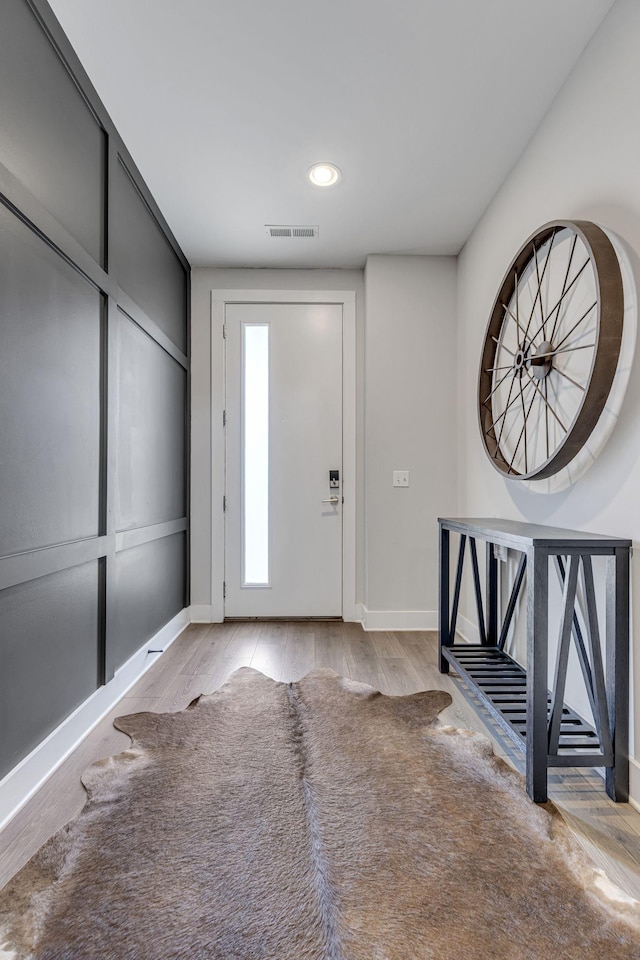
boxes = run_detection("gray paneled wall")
[0,0,189,780]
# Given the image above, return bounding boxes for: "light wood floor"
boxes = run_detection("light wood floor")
[2,621,640,899]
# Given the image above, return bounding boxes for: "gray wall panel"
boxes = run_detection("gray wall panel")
[115,312,187,531]
[0,0,189,783]
[111,533,186,671]
[0,0,105,264]
[0,205,102,557]
[113,161,187,352]
[0,561,100,779]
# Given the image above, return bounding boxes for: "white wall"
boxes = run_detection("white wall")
[191,259,458,629]
[190,267,365,611]
[364,255,458,627]
[456,0,640,800]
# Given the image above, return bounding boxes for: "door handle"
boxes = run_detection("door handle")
[321,496,340,504]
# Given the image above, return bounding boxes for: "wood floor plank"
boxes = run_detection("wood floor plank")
[314,621,349,677]
[343,628,384,690]
[150,672,214,714]
[367,630,407,659]
[379,656,424,695]
[147,624,209,666]
[396,632,443,681]
[180,627,232,676]
[2,619,640,902]
[130,647,193,698]
[222,620,263,663]
[255,620,290,645]
[280,622,316,681]
[251,642,286,681]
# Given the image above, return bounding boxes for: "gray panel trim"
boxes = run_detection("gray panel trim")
[185,269,192,606]
[117,157,174,256]
[1,0,106,264]
[0,519,187,591]
[24,0,104,127]
[0,155,192,355]
[0,158,192,354]
[117,302,189,370]
[105,135,118,284]
[115,518,188,552]
[0,537,112,592]
[105,296,119,537]
[0,159,114,297]
[98,293,109,536]
[97,556,107,686]
[103,133,119,684]
[25,0,188,273]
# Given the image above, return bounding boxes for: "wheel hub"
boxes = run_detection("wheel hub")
[513,345,529,376]
[527,340,553,380]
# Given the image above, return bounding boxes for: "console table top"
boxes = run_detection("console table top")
[438,517,631,551]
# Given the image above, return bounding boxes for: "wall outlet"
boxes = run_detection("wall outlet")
[393,470,410,487]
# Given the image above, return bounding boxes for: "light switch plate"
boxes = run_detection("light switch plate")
[393,470,410,487]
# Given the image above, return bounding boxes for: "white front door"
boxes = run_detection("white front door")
[224,302,343,617]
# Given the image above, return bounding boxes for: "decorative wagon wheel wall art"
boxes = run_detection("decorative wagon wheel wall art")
[478,220,634,483]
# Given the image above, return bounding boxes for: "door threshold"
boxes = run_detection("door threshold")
[223,616,343,622]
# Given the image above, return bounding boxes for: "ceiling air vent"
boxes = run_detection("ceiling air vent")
[265,224,319,239]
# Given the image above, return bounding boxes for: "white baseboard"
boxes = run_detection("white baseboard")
[361,607,437,631]
[628,757,640,812]
[0,608,190,832]
[189,604,219,623]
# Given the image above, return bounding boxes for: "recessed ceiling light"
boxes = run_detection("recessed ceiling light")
[307,162,341,187]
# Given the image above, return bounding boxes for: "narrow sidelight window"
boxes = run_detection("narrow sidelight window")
[243,323,269,585]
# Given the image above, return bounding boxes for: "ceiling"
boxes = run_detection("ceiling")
[48,0,615,269]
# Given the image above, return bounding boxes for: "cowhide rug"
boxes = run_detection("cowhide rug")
[1,669,639,959]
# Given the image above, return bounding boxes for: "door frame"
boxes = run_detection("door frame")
[210,289,357,622]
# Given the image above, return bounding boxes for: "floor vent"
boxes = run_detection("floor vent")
[265,224,319,238]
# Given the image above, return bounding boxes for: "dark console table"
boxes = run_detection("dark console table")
[438,518,631,803]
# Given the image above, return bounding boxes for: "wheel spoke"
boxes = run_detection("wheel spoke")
[547,233,578,344]
[536,342,595,360]
[482,368,514,406]
[502,299,527,342]
[493,377,532,432]
[553,301,597,351]
[496,377,534,455]
[528,376,548,468]
[493,336,515,356]
[520,373,528,473]
[554,365,587,392]
[524,230,556,343]
[546,373,565,447]
[544,377,550,460]
[496,396,521,455]
[493,377,516,436]
[524,369,568,433]
[508,383,538,474]
[545,257,590,343]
